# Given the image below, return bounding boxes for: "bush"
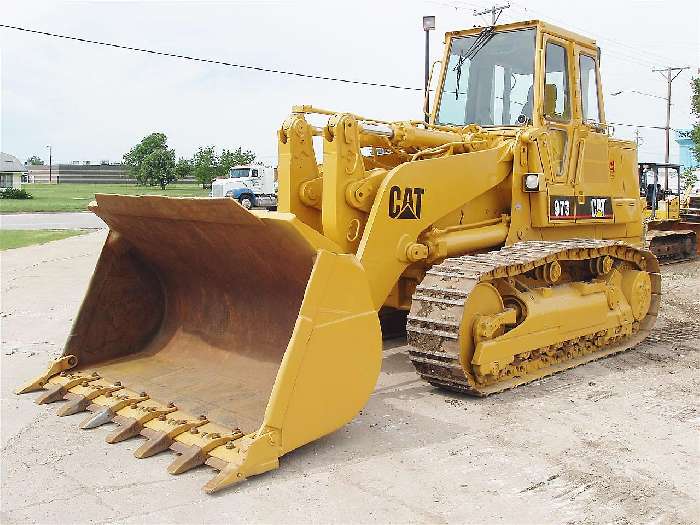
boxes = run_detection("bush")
[0,188,33,199]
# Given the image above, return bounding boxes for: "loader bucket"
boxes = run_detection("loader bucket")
[17,195,382,493]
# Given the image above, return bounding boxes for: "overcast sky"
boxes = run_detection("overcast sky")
[1,0,698,166]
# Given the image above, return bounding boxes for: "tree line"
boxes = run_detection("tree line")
[123,132,255,189]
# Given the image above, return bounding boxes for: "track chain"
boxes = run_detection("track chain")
[406,239,661,396]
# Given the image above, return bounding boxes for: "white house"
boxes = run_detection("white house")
[0,153,26,190]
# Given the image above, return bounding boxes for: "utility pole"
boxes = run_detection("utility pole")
[652,66,689,164]
[473,3,510,25]
[46,144,52,184]
[652,66,689,190]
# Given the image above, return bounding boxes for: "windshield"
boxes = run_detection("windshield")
[437,28,536,127]
[229,168,250,178]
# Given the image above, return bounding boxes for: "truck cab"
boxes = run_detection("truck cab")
[210,165,278,209]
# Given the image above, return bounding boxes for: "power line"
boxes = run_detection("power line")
[0,23,680,134]
[0,24,423,92]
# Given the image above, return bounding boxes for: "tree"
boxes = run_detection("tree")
[140,148,176,190]
[123,133,177,188]
[691,77,700,164]
[26,155,44,165]
[681,167,698,193]
[192,146,219,188]
[217,147,256,179]
[175,157,193,180]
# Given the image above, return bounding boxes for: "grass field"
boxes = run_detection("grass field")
[0,183,209,213]
[0,229,88,250]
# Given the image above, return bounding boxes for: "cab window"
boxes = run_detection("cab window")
[251,169,259,177]
[229,168,249,178]
[579,54,600,123]
[544,42,570,121]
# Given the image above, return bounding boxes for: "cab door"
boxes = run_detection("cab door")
[539,34,577,222]
[571,47,613,222]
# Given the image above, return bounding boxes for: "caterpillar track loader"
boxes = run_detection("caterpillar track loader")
[19,20,661,493]
[638,162,698,262]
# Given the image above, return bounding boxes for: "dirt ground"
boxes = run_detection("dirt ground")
[1,231,698,524]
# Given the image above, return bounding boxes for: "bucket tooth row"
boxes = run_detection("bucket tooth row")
[19,365,251,493]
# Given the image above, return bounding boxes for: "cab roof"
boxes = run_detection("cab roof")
[445,20,597,49]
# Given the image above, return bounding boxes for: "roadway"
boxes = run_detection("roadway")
[0,212,106,230]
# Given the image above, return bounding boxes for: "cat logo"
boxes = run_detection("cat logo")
[388,186,425,219]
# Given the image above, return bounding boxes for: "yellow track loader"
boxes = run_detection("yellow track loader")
[19,20,661,493]
[638,162,698,262]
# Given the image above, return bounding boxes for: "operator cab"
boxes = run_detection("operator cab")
[229,166,260,179]
[431,20,609,200]
[639,163,682,220]
[432,20,604,130]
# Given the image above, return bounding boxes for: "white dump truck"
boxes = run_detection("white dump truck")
[210,165,277,209]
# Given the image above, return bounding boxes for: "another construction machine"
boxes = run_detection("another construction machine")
[639,162,698,262]
[19,20,662,493]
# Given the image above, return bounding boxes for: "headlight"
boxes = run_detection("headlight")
[225,190,234,198]
[524,173,540,192]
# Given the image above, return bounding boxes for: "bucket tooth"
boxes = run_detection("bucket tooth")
[80,407,116,429]
[35,384,70,405]
[106,403,177,444]
[202,431,281,494]
[134,418,208,459]
[167,447,208,475]
[57,385,123,417]
[168,431,244,475]
[56,395,91,416]
[15,355,78,394]
[79,392,150,430]
[106,419,143,444]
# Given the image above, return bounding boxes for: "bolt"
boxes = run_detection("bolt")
[113,381,121,386]
[198,415,207,421]
[225,441,236,449]
[210,433,220,439]
[190,427,199,434]
[158,415,166,421]
[130,403,138,409]
[59,371,67,377]
[81,381,89,387]
[91,371,99,377]
[139,391,147,397]
[167,402,175,408]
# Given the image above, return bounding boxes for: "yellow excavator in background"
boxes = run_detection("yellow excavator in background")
[639,162,698,262]
[19,20,661,493]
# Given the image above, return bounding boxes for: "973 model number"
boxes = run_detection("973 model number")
[549,196,577,219]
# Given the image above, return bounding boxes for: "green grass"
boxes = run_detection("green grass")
[0,229,88,250]
[0,183,209,213]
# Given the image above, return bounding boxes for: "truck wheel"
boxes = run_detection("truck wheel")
[238,195,254,210]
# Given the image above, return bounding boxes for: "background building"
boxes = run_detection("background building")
[675,129,698,171]
[0,152,27,189]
